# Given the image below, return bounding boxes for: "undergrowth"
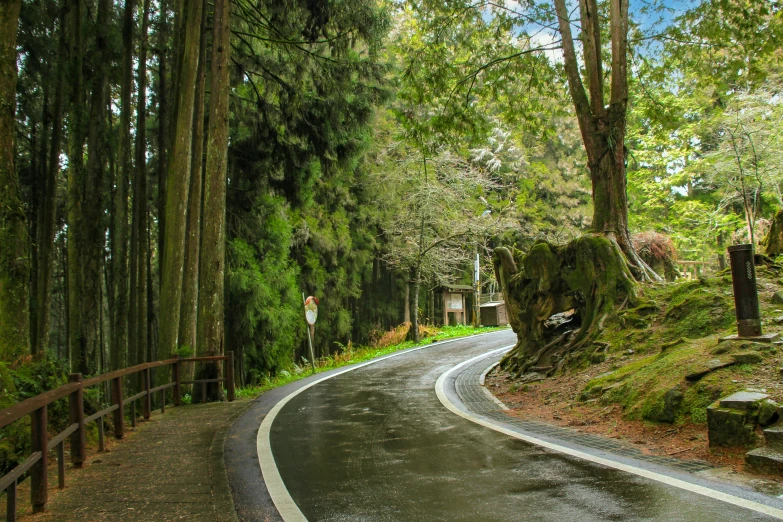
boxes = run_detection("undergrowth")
[235,324,506,399]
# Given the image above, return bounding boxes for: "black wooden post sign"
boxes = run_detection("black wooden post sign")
[727,244,762,337]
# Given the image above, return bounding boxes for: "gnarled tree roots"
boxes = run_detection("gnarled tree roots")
[494,234,637,379]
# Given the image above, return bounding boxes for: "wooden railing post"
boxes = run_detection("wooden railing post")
[173,359,181,406]
[111,376,124,439]
[56,442,65,489]
[227,351,235,402]
[142,368,151,420]
[7,480,16,522]
[31,405,48,512]
[68,373,86,468]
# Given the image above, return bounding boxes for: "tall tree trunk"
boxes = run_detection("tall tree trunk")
[130,0,151,370]
[34,1,67,357]
[553,0,659,282]
[30,90,46,355]
[179,0,207,365]
[112,0,136,371]
[66,0,87,373]
[197,0,231,399]
[156,1,170,285]
[411,264,421,343]
[403,280,410,323]
[0,0,29,361]
[411,156,428,343]
[157,0,204,375]
[80,0,112,375]
[146,217,153,363]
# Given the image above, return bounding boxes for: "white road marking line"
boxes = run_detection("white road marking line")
[256,330,511,522]
[435,348,783,521]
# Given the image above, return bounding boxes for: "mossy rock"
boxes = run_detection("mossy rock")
[643,388,684,424]
[707,404,757,447]
[739,342,774,352]
[759,399,780,427]
[711,341,734,355]
[731,352,763,365]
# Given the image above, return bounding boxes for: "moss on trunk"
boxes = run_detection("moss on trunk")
[495,234,636,377]
[0,0,29,361]
[763,208,783,259]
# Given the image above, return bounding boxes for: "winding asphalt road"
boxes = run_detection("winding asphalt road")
[226,330,783,521]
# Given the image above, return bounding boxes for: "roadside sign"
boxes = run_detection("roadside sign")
[303,294,319,373]
[305,296,319,325]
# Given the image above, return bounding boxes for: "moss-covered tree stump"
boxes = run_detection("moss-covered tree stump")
[494,234,636,377]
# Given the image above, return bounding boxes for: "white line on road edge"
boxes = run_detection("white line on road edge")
[257,330,512,522]
[435,349,783,521]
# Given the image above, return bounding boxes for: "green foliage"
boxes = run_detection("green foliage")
[235,325,506,398]
[0,355,70,475]
[226,0,397,379]
[174,345,194,358]
[627,0,783,259]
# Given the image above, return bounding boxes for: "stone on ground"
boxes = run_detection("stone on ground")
[763,426,783,451]
[685,358,734,382]
[731,352,763,365]
[707,406,757,447]
[759,399,780,427]
[746,446,783,475]
[719,391,769,410]
[707,391,770,448]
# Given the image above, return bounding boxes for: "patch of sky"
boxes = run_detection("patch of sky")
[485,0,705,66]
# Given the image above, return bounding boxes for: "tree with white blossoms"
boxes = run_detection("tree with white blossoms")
[378,147,507,342]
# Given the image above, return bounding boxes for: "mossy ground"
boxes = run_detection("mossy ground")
[489,266,783,475]
[570,266,783,425]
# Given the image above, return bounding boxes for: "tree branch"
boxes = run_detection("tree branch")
[609,0,629,107]
[579,0,604,115]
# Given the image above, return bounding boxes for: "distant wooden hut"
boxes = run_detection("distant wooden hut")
[434,284,473,326]
[480,301,508,326]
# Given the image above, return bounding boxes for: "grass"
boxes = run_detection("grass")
[234,324,508,400]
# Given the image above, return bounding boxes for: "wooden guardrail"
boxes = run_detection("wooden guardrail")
[0,352,235,520]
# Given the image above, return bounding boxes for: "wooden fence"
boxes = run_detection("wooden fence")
[0,352,235,520]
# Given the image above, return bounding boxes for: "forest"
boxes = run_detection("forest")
[0,0,781,390]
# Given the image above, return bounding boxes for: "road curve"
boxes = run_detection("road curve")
[228,330,782,521]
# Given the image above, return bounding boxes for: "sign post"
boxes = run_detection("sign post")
[473,252,480,327]
[303,294,318,373]
[720,245,779,343]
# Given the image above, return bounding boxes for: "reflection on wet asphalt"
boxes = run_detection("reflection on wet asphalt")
[270,331,776,521]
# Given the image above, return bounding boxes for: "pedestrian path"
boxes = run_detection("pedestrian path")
[452,350,714,473]
[20,400,251,522]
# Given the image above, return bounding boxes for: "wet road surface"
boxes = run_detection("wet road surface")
[265,331,779,521]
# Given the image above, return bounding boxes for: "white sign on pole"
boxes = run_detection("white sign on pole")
[304,296,318,325]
